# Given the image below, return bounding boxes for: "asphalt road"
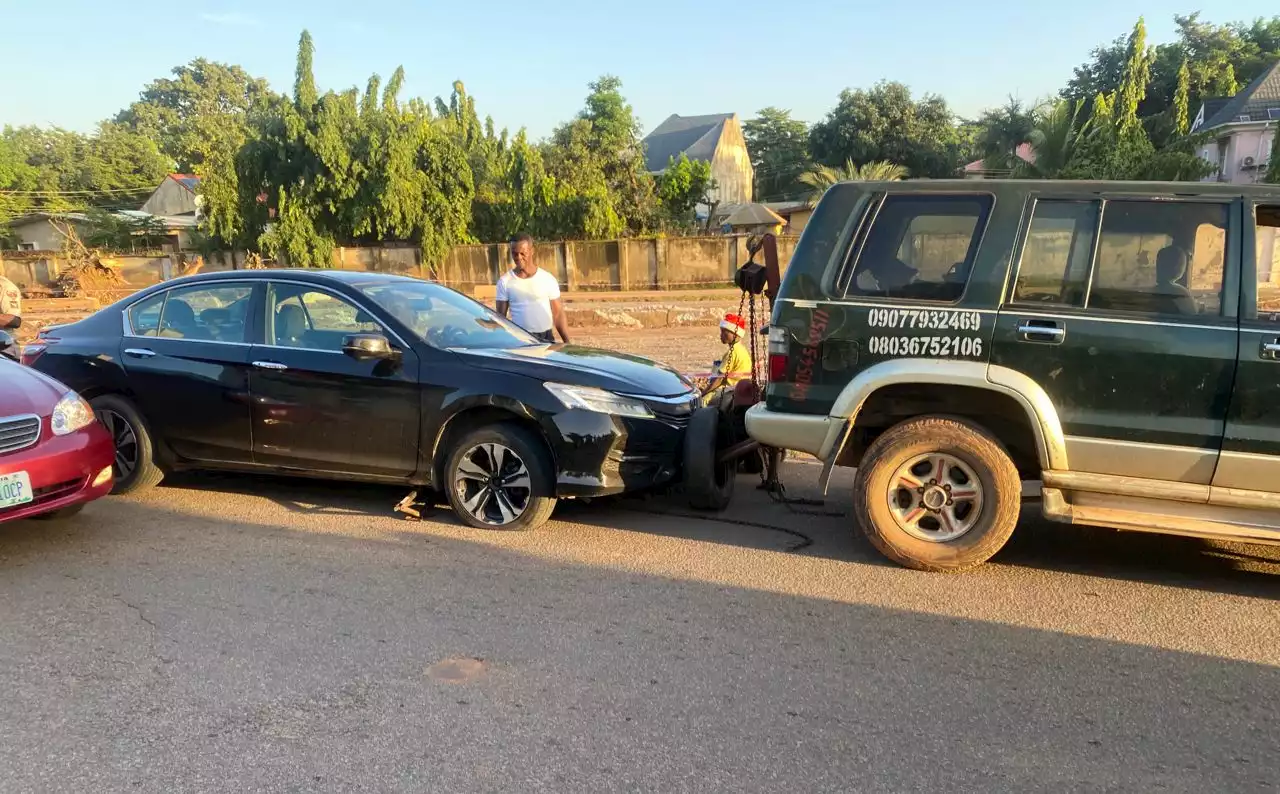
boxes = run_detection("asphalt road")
[1,463,1276,793]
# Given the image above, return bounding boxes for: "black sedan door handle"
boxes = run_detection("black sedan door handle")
[124,348,156,358]
[1262,339,1280,360]
[252,360,289,371]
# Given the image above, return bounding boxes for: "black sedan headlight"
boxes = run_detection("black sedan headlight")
[544,383,655,420]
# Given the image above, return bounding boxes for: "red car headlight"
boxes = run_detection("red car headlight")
[51,392,95,436]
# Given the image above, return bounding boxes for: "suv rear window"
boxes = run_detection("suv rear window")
[845,194,992,303]
[1092,200,1228,317]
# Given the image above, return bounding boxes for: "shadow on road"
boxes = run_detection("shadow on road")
[0,495,1276,791]
[140,465,1280,600]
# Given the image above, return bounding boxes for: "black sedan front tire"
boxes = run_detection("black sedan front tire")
[444,423,557,531]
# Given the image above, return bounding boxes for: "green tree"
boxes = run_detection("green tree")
[543,76,656,237]
[1266,127,1280,183]
[976,97,1036,172]
[741,107,810,200]
[1173,59,1191,135]
[654,154,715,225]
[797,159,907,205]
[808,81,959,178]
[1018,100,1090,178]
[1115,18,1154,139]
[237,31,476,266]
[116,59,279,249]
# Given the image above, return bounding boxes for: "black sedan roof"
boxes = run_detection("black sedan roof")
[157,268,427,290]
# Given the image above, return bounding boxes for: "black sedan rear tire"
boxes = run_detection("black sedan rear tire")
[90,394,164,496]
[444,423,557,531]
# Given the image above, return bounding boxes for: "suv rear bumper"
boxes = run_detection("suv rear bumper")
[744,404,842,458]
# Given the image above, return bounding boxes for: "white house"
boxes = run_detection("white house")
[1192,60,1280,184]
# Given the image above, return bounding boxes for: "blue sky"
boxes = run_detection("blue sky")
[3,0,1276,139]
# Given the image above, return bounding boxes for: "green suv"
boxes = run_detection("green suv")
[747,179,1280,571]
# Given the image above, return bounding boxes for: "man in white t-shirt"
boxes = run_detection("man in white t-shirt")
[495,233,571,344]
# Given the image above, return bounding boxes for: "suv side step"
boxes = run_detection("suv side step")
[1041,486,1280,547]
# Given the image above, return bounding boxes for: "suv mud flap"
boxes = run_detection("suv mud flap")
[818,419,854,496]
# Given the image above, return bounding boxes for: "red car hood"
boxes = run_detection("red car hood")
[0,359,68,417]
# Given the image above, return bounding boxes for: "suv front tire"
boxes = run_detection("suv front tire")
[853,415,1021,572]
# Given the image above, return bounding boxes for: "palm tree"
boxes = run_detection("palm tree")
[977,97,1035,173]
[1018,100,1090,179]
[798,159,908,205]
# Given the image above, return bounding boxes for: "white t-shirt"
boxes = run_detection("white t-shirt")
[496,268,560,333]
[0,276,20,319]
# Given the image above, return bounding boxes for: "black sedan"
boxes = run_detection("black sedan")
[24,270,699,530]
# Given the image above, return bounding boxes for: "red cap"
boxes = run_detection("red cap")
[720,313,747,336]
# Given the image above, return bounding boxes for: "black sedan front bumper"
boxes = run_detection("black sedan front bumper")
[541,393,699,497]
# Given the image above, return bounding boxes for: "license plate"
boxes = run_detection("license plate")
[0,471,33,509]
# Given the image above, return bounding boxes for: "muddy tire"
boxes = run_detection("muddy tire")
[90,395,164,496]
[684,406,735,511]
[444,423,556,531]
[853,415,1020,572]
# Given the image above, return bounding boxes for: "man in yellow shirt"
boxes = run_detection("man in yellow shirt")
[701,313,753,408]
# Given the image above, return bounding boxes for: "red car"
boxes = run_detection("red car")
[1,358,115,523]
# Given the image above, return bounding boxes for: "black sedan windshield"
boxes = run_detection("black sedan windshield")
[359,281,539,350]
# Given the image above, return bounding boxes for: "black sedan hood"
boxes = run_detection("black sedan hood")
[456,344,693,397]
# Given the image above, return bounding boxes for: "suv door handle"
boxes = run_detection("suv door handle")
[252,360,289,371]
[123,348,156,358]
[1262,340,1280,360]
[1017,320,1065,344]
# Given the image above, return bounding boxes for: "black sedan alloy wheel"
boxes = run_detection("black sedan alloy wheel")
[452,442,533,526]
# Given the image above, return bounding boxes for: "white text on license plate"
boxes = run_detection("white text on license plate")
[0,471,33,509]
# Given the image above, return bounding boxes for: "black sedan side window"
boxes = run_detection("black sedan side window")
[266,285,384,351]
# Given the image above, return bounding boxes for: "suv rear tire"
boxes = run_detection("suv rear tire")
[853,415,1020,572]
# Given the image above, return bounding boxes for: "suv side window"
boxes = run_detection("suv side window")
[846,194,993,303]
[1090,200,1228,317]
[1012,199,1099,306]
[1255,205,1280,322]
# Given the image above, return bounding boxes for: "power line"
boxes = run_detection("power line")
[0,186,156,196]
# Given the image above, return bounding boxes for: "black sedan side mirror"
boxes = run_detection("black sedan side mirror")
[342,333,396,361]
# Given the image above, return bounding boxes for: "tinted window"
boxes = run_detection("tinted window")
[1012,200,1099,306]
[1090,201,1228,317]
[847,194,992,302]
[157,284,253,342]
[1256,205,1280,322]
[266,285,384,351]
[128,293,166,336]
[359,280,538,350]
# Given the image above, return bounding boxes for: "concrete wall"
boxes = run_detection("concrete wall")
[1,252,172,292]
[6,235,802,295]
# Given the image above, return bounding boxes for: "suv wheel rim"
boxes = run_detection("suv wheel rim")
[96,409,138,480]
[886,453,983,543]
[454,443,532,526]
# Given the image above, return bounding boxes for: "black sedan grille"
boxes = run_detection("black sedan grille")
[645,394,700,429]
[0,415,40,456]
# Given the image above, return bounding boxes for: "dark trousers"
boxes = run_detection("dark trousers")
[531,329,556,343]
